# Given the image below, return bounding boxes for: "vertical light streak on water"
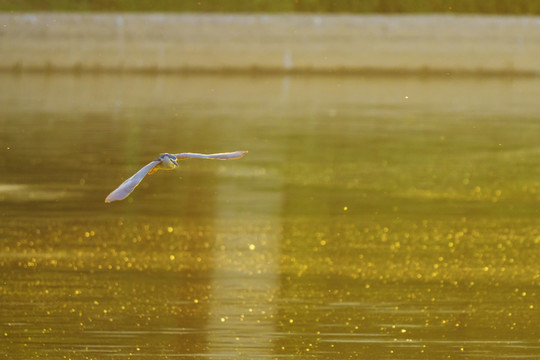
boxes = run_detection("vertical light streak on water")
[206,179,282,357]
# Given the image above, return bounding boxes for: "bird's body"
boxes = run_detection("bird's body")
[105,151,247,203]
[150,153,179,173]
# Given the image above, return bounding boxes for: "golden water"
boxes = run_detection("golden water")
[1,73,539,359]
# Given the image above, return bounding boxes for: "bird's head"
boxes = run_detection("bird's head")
[158,153,179,169]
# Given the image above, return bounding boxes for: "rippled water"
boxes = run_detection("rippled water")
[1,73,539,359]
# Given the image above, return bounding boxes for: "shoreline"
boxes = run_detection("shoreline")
[1,65,538,78]
[2,13,540,76]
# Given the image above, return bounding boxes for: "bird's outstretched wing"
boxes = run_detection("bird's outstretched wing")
[173,150,248,160]
[105,160,160,203]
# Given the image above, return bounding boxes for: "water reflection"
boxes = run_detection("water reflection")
[1,73,539,359]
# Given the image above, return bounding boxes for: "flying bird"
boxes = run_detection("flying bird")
[105,151,247,203]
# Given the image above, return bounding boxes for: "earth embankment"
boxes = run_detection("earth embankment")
[1,13,540,75]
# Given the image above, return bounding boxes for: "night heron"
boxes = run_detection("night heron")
[105,151,247,203]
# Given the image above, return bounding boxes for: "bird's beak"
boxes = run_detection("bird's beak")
[173,159,179,167]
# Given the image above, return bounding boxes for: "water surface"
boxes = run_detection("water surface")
[1,73,539,359]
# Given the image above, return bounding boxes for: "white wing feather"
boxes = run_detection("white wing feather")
[173,151,247,160]
[105,160,159,203]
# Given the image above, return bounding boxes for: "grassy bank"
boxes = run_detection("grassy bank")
[1,0,540,14]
